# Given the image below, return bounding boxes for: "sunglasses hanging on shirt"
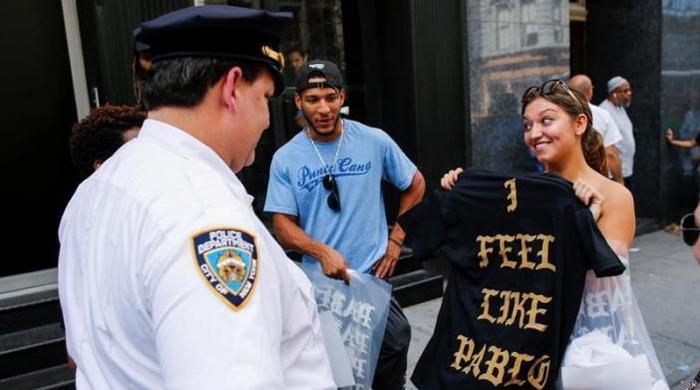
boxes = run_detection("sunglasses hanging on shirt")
[679,213,700,246]
[306,125,344,212]
[323,174,341,211]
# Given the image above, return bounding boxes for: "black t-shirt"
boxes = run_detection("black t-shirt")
[399,169,624,390]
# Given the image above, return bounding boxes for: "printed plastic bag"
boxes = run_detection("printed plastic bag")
[559,243,669,390]
[301,263,392,390]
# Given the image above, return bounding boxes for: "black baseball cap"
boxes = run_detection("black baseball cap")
[133,5,292,96]
[296,60,344,92]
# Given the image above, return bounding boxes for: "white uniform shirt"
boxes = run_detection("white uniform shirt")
[58,119,335,389]
[589,103,623,148]
[600,99,635,178]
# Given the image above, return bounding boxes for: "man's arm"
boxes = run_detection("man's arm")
[666,128,699,149]
[272,213,350,283]
[374,170,426,278]
[150,223,288,387]
[605,146,624,183]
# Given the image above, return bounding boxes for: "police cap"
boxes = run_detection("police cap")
[133,5,292,95]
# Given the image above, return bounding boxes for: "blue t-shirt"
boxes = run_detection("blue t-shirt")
[264,119,417,273]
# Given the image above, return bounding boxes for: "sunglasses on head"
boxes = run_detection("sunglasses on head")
[680,213,700,246]
[522,79,584,113]
[323,174,341,212]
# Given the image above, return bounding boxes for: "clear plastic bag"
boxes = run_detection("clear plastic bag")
[301,263,392,390]
[559,242,669,390]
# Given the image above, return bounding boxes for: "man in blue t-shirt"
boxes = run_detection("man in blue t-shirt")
[264,59,425,389]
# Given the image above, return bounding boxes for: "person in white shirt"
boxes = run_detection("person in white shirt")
[58,6,335,389]
[599,76,636,191]
[568,74,624,183]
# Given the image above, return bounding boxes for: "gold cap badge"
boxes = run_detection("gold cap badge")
[262,45,284,69]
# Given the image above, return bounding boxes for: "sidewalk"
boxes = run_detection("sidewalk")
[403,230,700,389]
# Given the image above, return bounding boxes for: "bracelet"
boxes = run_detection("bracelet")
[388,237,403,247]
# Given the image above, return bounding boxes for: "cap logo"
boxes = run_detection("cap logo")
[309,63,325,69]
[262,45,284,69]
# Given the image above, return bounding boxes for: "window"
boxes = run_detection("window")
[496,4,514,50]
[521,0,538,47]
[552,3,563,43]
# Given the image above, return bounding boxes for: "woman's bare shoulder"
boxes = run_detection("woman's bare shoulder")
[599,178,633,208]
[596,176,635,246]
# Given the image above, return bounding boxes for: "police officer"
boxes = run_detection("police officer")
[58,6,335,389]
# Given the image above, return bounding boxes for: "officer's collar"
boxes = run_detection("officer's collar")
[138,119,254,206]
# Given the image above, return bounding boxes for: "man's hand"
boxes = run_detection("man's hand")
[665,128,675,143]
[573,178,605,221]
[440,167,463,190]
[604,145,623,184]
[373,238,402,279]
[271,213,350,283]
[318,245,350,284]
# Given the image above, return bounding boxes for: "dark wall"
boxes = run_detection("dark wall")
[353,0,469,218]
[357,0,417,155]
[0,0,193,277]
[341,0,369,124]
[77,0,192,107]
[355,0,417,220]
[570,21,586,75]
[412,0,469,189]
[586,0,662,219]
[0,1,78,276]
[356,0,468,182]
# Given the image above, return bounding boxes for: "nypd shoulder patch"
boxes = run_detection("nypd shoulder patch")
[192,227,260,311]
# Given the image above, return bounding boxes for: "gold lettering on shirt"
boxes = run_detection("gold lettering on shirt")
[524,293,551,332]
[451,335,475,372]
[478,288,499,323]
[504,351,535,386]
[495,234,517,269]
[505,178,517,212]
[450,335,550,387]
[464,344,486,377]
[477,288,550,332]
[535,234,556,272]
[527,355,551,390]
[476,235,495,268]
[515,234,536,268]
[473,233,556,272]
[480,345,510,386]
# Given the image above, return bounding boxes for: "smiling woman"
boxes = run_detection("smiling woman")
[518,80,668,389]
[443,79,632,244]
[521,79,608,178]
[518,79,632,244]
[438,79,668,388]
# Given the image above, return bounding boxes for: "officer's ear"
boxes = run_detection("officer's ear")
[294,92,302,110]
[221,66,245,113]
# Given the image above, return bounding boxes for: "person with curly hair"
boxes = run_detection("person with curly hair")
[69,104,146,179]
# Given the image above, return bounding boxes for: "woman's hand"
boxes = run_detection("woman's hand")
[573,178,605,221]
[440,167,464,190]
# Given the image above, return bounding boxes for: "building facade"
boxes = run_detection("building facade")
[2,0,698,279]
